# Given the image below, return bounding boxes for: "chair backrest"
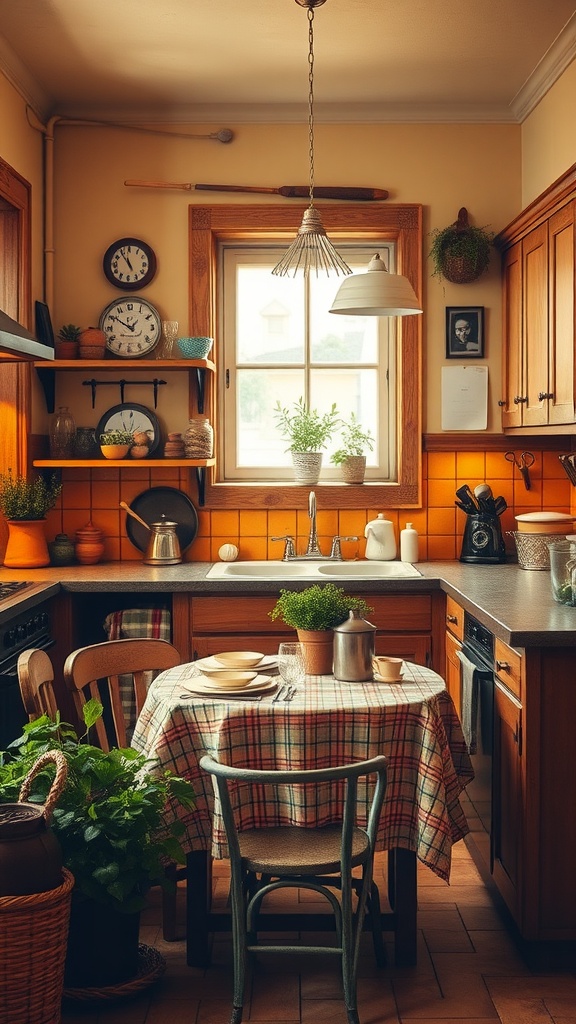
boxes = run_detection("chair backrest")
[63,638,181,750]
[17,648,59,721]
[200,754,387,870]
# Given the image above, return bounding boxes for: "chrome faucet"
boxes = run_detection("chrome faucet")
[271,491,358,561]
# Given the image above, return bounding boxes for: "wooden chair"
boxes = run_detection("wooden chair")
[63,637,185,940]
[200,753,388,1024]
[17,648,59,720]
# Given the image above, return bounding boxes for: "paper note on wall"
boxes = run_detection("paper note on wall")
[441,365,488,430]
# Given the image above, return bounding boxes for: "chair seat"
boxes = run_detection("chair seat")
[239,824,370,875]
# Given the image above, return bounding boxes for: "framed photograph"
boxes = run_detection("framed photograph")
[446,306,484,358]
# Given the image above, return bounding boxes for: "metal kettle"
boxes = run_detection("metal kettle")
[333,610,377,682]
[144,516,182,565]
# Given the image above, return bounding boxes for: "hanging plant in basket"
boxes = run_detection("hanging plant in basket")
[429,207,494,284]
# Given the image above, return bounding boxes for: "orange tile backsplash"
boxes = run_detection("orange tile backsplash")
[49,446,573,562]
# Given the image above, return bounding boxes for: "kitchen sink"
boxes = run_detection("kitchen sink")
[205,560,422,580]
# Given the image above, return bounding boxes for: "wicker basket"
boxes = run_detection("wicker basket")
[508,531,559,570]
[0,868,74,1024]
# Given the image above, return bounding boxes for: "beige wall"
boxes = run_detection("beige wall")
[522,59,576,207]
[46,120,521,437]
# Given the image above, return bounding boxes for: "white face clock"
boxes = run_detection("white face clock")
[99,297,162,358]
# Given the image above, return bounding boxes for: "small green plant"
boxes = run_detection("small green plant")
[274,397,340,453]
[429,208,494,283]
[270,583,373,632]
[0,701,195,913]
[0,471,61,520]
[330,413,374,465]
[57,324,81,341]
[99,430,134,446]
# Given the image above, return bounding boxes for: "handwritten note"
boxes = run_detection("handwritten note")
[441,365,488,431]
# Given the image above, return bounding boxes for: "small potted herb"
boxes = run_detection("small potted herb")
[55,324,81,359]
[274,397,340,484]
[330,413,374,484]
[270,583,373,673]
[429,207,494,283]
[99,429,134,460]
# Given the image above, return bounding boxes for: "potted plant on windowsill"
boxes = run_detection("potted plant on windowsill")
[270,583,373,674]
[330,413,374,484]
[429,207,494,284]
[274,397,340,484]
[0,471,62,568]
[0,700,195,988]
[99,429,134,460]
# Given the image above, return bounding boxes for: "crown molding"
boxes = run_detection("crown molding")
[510,13,576,122]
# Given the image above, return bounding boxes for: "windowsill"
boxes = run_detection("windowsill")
[204,479,421,509]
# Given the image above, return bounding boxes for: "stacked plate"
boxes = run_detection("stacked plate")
[182,651,278,697]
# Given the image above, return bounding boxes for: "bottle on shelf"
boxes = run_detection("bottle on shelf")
[49,406,76,458]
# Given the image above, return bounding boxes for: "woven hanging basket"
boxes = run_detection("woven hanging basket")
[432,207,493,284]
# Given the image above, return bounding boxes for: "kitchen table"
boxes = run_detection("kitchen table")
[132,661,473,966]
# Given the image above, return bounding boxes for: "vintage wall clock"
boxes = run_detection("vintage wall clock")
[102,237,157,290]
[99,296,162,358]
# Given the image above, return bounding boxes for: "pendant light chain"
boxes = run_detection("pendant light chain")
[272,0,351,277]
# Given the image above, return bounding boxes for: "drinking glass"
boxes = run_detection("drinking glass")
[277,642,305,687]
[158,320,178,359]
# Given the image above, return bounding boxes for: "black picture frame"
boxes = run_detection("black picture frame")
[34,301,55,348]
[446,306,484,358]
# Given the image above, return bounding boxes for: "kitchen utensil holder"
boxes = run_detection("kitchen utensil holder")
[559,454,576,486]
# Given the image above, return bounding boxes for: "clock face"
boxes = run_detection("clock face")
[102,237,157,290]
[99,297,162,358]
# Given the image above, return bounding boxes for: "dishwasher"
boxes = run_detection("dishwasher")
[458,611,495,873]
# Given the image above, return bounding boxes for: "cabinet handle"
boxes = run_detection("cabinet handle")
[513,396,528,404]
[446,614,458,624]
[496,660,510,672]
[538,391,554,401]
[498,399,506,406]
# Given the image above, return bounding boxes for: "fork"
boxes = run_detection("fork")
[272,684,287,702]
[283,686,297,701]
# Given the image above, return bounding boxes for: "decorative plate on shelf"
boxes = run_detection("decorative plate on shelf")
[96,403,160,455]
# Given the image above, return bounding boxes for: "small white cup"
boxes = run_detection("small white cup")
[372,656,404,682]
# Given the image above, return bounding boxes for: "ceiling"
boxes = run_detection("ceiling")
[0,0,575,125]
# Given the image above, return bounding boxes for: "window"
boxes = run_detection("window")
[220,242,395,481]
[188,203,422,509]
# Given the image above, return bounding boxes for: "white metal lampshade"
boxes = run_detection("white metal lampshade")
[329,253,422,316]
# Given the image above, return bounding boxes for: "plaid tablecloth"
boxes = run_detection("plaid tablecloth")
[132,662,474,883]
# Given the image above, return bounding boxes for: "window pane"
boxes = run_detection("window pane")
[236,265,305,364]
[235,369,305,468]
[310,368,381,469]
[310,266,378,364]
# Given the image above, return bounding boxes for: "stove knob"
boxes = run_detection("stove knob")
[26,618,36,636]
[16,624,27,642]
[4,629,16,648]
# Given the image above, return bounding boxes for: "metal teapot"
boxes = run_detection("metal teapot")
[120,502,182,565]
[333,609,377,682]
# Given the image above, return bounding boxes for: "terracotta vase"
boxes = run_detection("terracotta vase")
[74,521,105,565]
[4,519,50,568]
[296,629,334,676]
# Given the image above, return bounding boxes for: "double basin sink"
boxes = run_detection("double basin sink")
[206,560,422,580]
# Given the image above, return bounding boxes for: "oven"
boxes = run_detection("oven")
[460,611,495,871]
[0,582,55,749]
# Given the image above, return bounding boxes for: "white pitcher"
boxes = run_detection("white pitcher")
[364,514,397,560]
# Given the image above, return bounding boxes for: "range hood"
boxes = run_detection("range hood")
[0,308,54,362]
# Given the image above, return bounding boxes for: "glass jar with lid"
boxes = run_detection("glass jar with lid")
[184,416,213,459]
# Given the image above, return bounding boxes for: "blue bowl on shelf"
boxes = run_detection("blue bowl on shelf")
[177,336,214,359]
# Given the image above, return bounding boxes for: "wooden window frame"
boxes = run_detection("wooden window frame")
[189,203,422,510]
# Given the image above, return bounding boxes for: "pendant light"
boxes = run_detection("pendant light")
[272,0,351,278]
[330,253,423,316]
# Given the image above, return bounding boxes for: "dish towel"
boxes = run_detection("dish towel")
[103,608,171,736]
[455,648,479,755]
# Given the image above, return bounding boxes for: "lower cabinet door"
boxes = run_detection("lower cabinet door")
[492,679,523,920]
[192,634,291,660]
[374,633,431,667]
[445,629,462,718]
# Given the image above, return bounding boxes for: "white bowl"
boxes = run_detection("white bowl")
[213,651,264,669]
[204,670,258,689]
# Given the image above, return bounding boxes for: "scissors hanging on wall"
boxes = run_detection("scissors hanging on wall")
[505,450,535,490]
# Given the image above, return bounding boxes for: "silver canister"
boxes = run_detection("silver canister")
[333,610,377,681]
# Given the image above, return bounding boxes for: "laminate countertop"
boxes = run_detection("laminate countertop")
[0,560,574,648]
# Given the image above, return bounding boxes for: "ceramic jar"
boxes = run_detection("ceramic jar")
[184,416,214,458]
[74,521,105,564]
[49,406,76,458]
[48,532,75,566]
[73,427,99,459]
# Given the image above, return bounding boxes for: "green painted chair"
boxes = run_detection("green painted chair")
[200,753,388,1024]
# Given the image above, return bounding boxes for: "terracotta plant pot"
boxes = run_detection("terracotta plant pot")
[296,629,334,675]
[54,341,78,360]
[100,444,130,460]
[4,519,50,568]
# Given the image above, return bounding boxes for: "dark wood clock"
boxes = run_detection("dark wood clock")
[102,237,157,290]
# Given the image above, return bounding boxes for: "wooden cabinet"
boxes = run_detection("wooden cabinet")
[497,169,576,431]
[444,595,464,716]
[189,592,440,669]
[492,676,523,920]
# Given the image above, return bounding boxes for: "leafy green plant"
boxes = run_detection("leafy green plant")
[429,209,494,282]
[274,397,340,452]
[270,583,373,632]
[330,413,374,465]
[0,701,195,913]
[0,471,62,520]
[57,324,81,342]
[99,430,134,446]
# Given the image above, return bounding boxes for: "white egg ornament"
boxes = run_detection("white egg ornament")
[218,543,239,562]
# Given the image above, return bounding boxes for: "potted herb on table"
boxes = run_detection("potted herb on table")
[330,412,374,484]
[274,397,340,484]
[270,583,373,674]
[0,471,61,568]
[0,701,195,988]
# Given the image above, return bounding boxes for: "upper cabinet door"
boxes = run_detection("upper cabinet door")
[548,201,575,426]
[522,222,549,427]
[501,241,523,429]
